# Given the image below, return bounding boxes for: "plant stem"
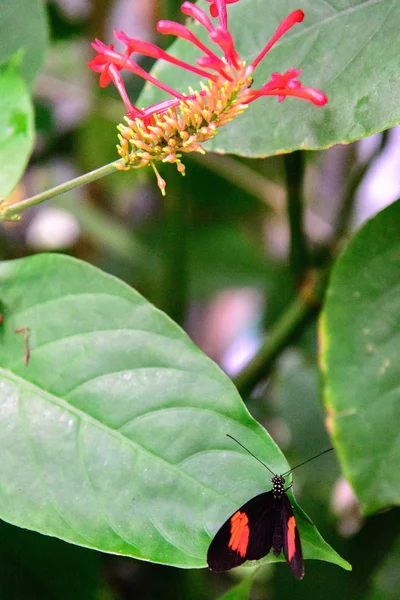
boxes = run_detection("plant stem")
[334,130,389,242]
[283,151,308,284]
[158,169,189,326]
[157,0,185,49]
[161,0,184,22]
[190,153,332,239]
[233,271,326,398]
[0,161,121,221]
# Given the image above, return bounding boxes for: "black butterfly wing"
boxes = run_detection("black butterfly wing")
[281,494,304,580]
[207,491,276,572]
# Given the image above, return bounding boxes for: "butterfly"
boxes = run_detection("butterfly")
[207,435,333,579]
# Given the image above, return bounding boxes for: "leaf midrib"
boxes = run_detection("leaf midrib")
[0,368,249,507]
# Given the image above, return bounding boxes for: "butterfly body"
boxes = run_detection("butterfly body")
[207,473,304,579]
[207,436,333,579]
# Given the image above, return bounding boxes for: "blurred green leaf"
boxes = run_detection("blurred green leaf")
[138,0,399,156]
[273,349,340,543]
[217,575,254,600]
[365,536,400,600]
[188,224,268,298]
[321,199,400,514]
[77,114,124,174]
[0,0,48,87]
[0,520,100,600]
[136,220,270,301]
[55,196,159,271]
[0,254,347,570]
[0,60,34,198]
[275,352,332,461]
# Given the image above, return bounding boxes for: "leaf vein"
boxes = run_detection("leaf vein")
[147,513,200,559]
[16,392,95,546]
[1,369,248,505]
[323,0,395,87]
[75,419,139,551]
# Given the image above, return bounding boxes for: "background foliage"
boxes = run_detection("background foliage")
[0,0,400,599]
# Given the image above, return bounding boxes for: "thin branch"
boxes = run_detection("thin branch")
[191,153,332,239]
[333,130,390,243]
[233,271,326,397]
[0,161,121,221]
[157,169,189,325]
[283,151,308,283]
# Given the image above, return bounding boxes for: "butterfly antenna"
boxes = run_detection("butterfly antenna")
[282,447,334,477]
[226,434,276,476]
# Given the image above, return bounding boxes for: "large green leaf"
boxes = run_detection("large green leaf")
[0,253,348,571]
[0,60,34,198]
[136,0,399,156]
[320,199,400,514]
[0,0,48,87]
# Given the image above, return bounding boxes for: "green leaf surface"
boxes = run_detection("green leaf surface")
[321,199,400,514]
[0,60,35,198]
[136,0,399,156]
[0,253,347,571]
[0,0,48,86]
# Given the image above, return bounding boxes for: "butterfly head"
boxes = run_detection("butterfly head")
[271,474,286,499]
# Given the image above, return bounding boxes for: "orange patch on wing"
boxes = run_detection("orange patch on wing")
[287,516,297,561]
[228,511,249,557]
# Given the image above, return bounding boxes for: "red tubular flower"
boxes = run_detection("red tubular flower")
[89,1,327,194]
[204,0,239,23]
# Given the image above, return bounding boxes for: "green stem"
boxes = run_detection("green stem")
[161,0,183,22]
[233,272,326,398]
[157,0,185,49]
[283,151,308,283]
[190,153,331,239]
[158,169,188,325]
[334,130,389,242]
[0,161,121,221]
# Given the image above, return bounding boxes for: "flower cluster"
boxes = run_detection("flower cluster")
[89,1,327,194]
